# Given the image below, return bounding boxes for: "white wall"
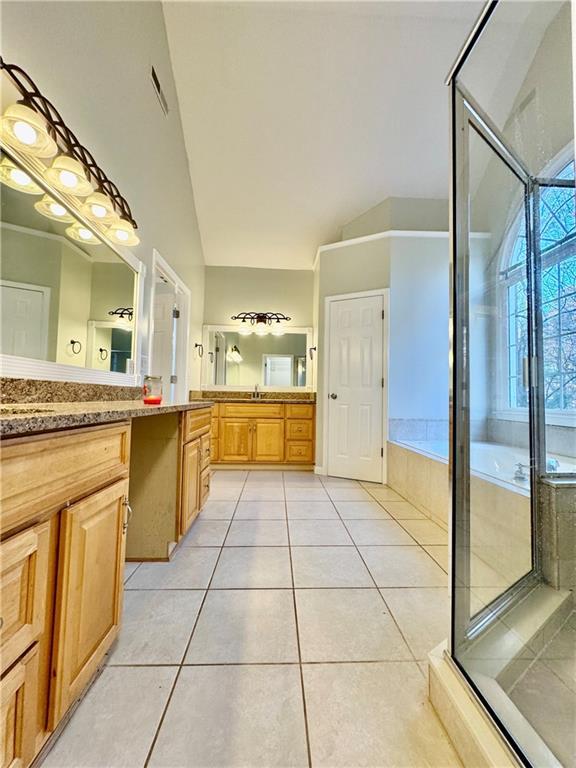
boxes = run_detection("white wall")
[2,1,205,389]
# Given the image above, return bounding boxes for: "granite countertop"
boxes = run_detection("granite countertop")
[211,398,315,404]
[0,400,213,437]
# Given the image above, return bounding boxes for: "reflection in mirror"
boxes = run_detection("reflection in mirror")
[205,329,310,388]
[0,152,137,373]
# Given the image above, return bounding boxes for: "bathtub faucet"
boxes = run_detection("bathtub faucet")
[514,462,529,481]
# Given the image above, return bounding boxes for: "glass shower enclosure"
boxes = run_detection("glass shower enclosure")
[448,1,575,766]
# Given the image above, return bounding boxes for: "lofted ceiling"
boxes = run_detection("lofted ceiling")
[163,1,484,269]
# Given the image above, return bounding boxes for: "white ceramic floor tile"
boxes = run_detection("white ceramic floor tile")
[360,546,447,587]
[285,486,330,501]
[148,665,308,767]
[241,486,285,501]
[423,545,449,572]
[289,519,352,546]
[109,590,204,664]
[200,500,237,520]
[367,486,405,502]
[247,470,283,481]
[127,547,220,590]
[208,486,243,501]
[284,473,323,487]
[212,470,248,482]
[303,662,461,767]
[225,520,288,546]
[334,500,391,519]
[43,666,177,768]
[326,487,372,501]
[234,500,286,519]
[123,561,141,583]
[186,589,298,664]
[211,547,293,589]
[399,519,447,545]
[345,519,415,546]
[286,501,339,519]
[182,519,230,546]
[296,588,411,662]
[291,546,373,588]
[381,500,427,519]
[381,587,450,660]
[321,477,360,488]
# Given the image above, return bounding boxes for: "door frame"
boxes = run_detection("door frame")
[0,279,51,360]
[320,288,390,483]
[148,249,191,402]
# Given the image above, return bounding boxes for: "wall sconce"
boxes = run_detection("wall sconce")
[195,343,204,358]
[309,346,317,360]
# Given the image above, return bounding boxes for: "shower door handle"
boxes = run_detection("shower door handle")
[522,356,529,389]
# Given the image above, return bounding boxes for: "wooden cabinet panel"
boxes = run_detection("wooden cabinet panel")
[1,521,51,674]
[200,468,211,509]
[1,423,130,535]
[220,403,284,419]
[286,441,314,464]
[219,420,251,462]
[181,440,200,535]
[183,408,211,443]
[1,644,38,768]
[285,404,314,420]
[200,434,211,471]
[210,438,219,463]
[286,420,314,440]
[50,479,128,726]
[253,420,285,463]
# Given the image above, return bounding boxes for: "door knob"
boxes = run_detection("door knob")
[329,393,338,400]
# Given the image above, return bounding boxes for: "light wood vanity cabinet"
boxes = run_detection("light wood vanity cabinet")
[214,402,315,465]
[0,422,131,767]
[180,439,201,535]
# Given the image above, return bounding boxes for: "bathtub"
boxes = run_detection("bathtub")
[398,439,576,494]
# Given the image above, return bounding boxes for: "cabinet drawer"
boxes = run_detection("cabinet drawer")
[1,644,39,768]
[220,403,284,419]
[200,434,211,471]
[1,521,52,674]
[286,441,314,464]
[286,420,314,440]
[285,404,314,420]
[1,423,130,535]
[200,468,211,508]
[183,408,211,442]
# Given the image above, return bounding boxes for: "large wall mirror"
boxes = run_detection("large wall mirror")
[0,149,140,380]
[202,325,314,390]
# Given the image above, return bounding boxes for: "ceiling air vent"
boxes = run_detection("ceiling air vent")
[151,66,169,116]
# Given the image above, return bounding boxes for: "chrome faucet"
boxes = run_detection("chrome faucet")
[514,462,529,481]
[252,384,261,400]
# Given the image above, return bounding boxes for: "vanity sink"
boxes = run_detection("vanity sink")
[0,406,56,415]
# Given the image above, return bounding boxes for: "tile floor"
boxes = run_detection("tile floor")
[44,470,460,768]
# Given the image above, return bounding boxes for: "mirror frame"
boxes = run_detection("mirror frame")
[201,324,315,392]
[0,142,145,387]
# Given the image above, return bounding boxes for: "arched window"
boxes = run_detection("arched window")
[505,159,576,411]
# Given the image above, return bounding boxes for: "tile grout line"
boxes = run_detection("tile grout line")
[284,472,314,768]
[141,470,249,767]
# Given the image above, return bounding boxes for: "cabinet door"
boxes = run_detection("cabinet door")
[219,420,251,462]
[181,439,200,535]
[1,644,38,768]
[50,479,129,726]
[252,419,285,463]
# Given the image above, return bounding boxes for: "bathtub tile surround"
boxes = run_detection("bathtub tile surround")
[44,469,459,767]
[540,478,576,592]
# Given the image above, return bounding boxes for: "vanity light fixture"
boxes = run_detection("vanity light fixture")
[66,222,101,245]
[34,194,75,222]
[227,345,243,363]
[107,218,140,247]
[108,307,134,321]
[231,311,291,326]
[0,103,58,158]
[1,58,138,230]
[0,156,42,194]
[238,328,253,336]
[46,156,93,196]
[82,192,120,225]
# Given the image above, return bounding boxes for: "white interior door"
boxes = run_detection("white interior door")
[151,281,178,401]
[0,281,49,360]
[327,293,384,482]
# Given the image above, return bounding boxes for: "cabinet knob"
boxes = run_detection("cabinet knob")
[329,393,338,400]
